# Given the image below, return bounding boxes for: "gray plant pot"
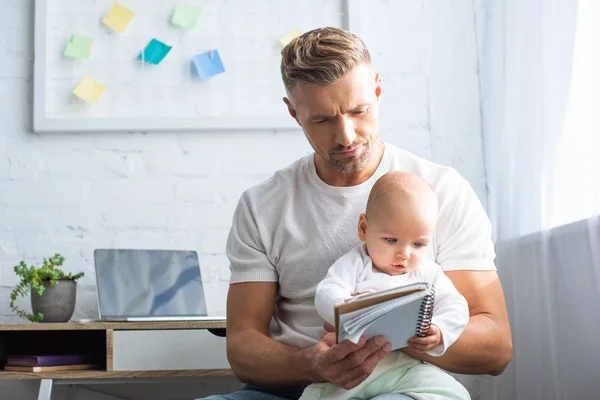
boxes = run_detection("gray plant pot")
[30,279,77,322]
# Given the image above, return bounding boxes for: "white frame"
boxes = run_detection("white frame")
[33,0,356,133]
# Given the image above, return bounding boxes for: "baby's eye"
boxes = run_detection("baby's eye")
[414,242,425,248]
[385,238,397,243]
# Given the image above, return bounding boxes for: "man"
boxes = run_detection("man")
[200,27,512,400]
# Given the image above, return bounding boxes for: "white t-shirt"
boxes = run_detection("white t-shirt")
[227,141,495,348]
[314,244,469,356]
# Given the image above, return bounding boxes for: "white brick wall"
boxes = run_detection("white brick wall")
[0,0,490,398]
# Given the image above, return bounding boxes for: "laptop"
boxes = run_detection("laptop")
[94,249,226,322]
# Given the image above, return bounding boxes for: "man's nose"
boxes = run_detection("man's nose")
[334,116,357,147]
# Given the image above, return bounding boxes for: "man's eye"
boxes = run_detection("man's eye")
[315,119,327,124]
[385,238,397,243]
[353,109,366,115]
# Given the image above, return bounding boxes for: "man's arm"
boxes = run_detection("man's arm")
[226,281,391,388]
[404,270,512,375]
[226,281,313,385]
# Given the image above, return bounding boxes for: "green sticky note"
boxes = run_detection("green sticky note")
[64,34,94,60]
[170,4,201,30]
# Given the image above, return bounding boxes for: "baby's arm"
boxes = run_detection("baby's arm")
[409,261,469,357]
[314,249,363,325]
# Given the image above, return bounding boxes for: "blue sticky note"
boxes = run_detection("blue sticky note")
[137,38,172,65]
[191,50,226,79]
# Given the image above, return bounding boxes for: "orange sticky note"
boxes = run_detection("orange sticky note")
[73,77,106,104]
[102,2,134,33]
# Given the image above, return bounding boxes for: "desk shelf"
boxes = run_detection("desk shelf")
[0,321,229,380]
[0,369,233,380]
[0,321,226,331]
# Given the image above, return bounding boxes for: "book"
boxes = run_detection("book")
[334,282,436,351]
[6,354,92,367]
[3,364,99,372]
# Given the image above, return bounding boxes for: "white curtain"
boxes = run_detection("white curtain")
[480,0,600,399]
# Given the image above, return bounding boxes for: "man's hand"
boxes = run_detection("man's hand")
[407,324,442,353]
[308,323,392,390]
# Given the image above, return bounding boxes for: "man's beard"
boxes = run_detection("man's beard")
[329,143,372,173]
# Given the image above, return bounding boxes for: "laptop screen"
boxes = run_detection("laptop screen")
[94,249,208,318]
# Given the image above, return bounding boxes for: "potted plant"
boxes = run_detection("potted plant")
[9,253,84,323]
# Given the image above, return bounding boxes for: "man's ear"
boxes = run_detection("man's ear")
[374,73,382,101]
[283,97,301,125]
[358,213,368,241]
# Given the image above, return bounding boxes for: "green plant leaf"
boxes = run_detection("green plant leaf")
[9,253,83,322]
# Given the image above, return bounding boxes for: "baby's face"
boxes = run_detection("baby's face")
[360,198,436,276]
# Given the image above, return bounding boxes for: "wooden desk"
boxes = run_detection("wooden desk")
[0,321,230,399]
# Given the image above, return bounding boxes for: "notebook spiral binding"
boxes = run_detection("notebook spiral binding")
[415,284,436,337]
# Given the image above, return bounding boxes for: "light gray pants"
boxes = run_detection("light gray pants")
[197,384,413,400]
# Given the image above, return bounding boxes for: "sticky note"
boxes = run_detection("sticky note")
[171,4,201,30]
[280,29,302,47]
[191,50,225,79]
[102,2,134,33]
[137,39,172,65]
[64,34,94,60]
[73,77,106,104]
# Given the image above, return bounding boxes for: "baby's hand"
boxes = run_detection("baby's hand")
[407,324,442,353]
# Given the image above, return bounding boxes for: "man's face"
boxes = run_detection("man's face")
[283,64,382,174]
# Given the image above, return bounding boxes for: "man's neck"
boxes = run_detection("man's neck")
[315,140,385,187]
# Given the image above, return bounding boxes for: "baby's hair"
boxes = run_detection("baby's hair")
[366,171,437,217]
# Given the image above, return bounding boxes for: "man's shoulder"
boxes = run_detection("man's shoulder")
[240,153,312,207]
[384,142,464,186]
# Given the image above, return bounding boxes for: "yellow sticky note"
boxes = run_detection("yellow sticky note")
[280,29,302,47]
[73,77,106,104]
[102,2,134,33]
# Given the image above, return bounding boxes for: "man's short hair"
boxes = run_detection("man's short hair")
[280,27,371,94]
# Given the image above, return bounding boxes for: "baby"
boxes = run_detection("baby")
[300,171,471,400]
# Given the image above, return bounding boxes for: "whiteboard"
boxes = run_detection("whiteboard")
[34,0,352,132]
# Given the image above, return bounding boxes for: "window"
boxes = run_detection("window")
[552,0,600,227]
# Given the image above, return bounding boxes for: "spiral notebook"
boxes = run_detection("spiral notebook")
[334,282,436,351]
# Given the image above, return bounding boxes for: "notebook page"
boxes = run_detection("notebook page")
[342,290,426,334]
[338,290,426,349]
[344,282,428,303]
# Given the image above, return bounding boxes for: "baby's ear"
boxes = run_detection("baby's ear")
[357,213,368,241]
